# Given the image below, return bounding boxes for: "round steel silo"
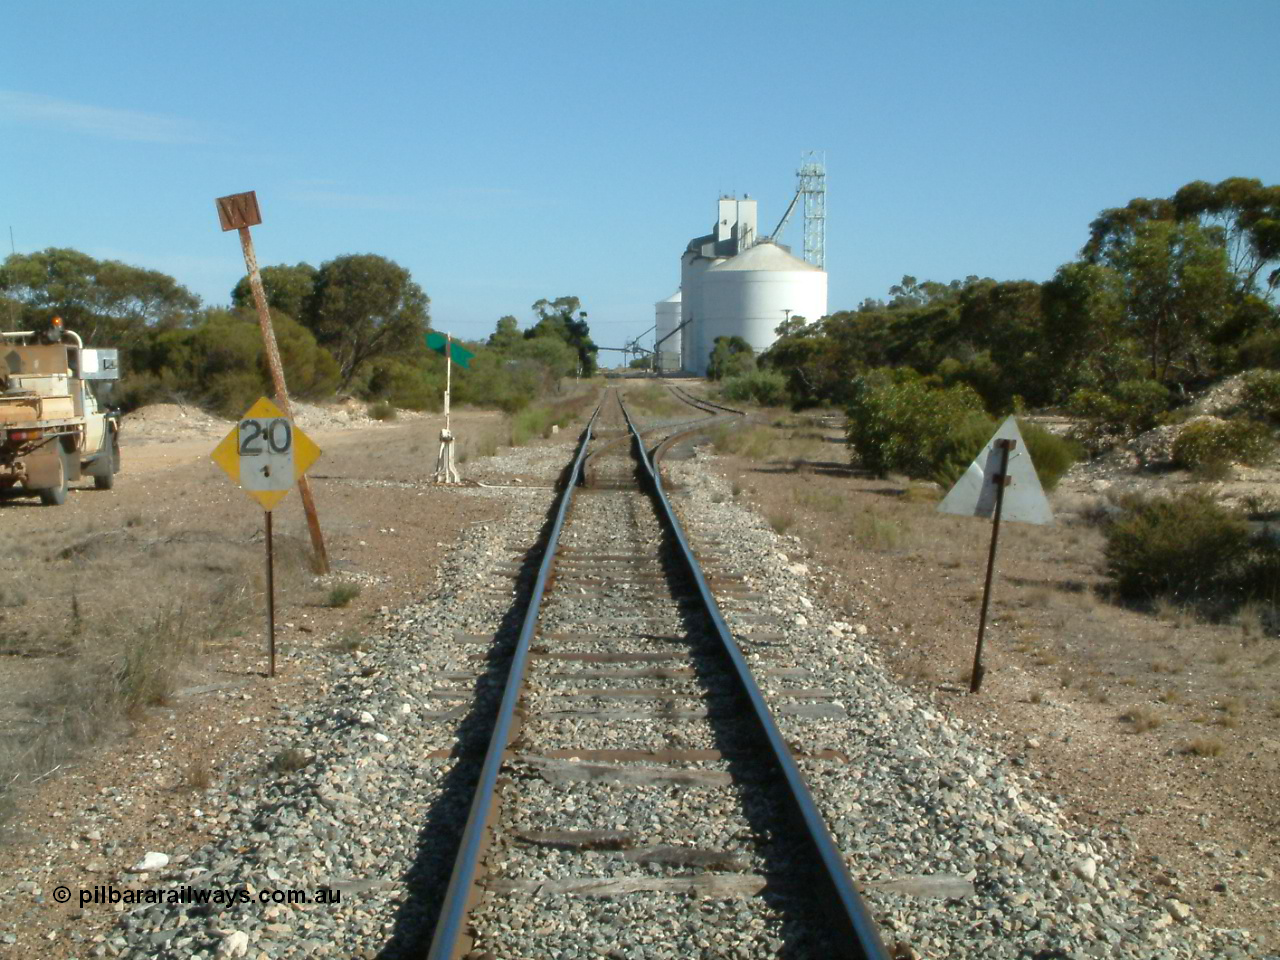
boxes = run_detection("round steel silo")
[700,242,827,374]
[680,251,723,374]
[654,290,682,374]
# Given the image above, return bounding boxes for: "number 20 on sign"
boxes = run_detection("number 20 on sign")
[211,397,321,510]
[211,398,322,676]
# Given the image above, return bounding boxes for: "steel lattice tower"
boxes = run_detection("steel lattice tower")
[798,151,826,270]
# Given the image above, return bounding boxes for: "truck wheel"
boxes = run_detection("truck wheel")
[38,451,69,506]
[93,443,117,490]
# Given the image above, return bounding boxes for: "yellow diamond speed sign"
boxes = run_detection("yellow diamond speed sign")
[211,397,322,511]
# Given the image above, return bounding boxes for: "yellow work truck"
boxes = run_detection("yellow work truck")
[0,317,121,505]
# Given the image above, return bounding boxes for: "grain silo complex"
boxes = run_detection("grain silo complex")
[661,156,827,376]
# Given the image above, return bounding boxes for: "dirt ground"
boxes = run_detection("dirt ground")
[0,404,570,956]
[701,407,1280,948]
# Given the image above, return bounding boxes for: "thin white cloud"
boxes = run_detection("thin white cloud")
[0,90,207,144]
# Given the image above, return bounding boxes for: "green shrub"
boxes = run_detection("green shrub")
[206,370,266,419]
[846,372,985,478]
[114,370,176,411]
[327,584,361,608]
[511,405,551,446]
[1104,493,1249,602]
[1020,422,1083,492]
[707,336,756,381]
[364,359,443,411]
[1234,535,1280,606]
[1240,370,1280,424]
[367,401,397,421]
[1172,419,1274,474]
[935,351,1005,411]
[722,369,789,407]
[1068,379,1171,448]
[1237,329,1280,370]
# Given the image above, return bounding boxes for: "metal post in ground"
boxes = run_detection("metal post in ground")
[970,438,1014,694]
[265,509,276,678]
[435,331,459,483]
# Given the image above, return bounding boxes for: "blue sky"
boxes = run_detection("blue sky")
[4,1,1278,353]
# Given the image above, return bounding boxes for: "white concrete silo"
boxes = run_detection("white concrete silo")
[697,241,827,375]
[654,290,682,373]
[679,250,722,373]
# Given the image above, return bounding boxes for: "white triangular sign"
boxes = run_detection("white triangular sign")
[938,417,1054,525]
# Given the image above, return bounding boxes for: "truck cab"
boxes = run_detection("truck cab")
[0,318,121,505]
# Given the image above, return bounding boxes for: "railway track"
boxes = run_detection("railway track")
[582,384,736,488]
[427,387,887,959]
[664,383,746,418]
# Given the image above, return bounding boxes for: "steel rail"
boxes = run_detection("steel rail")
[666,384,746,417]
[585,388,723,486]
[619,399,891,960]
[425,401,602,960]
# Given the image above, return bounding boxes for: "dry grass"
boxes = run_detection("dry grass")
[767,509,797,535]
[628,384,684,419]
[1235,602,1266,640]
[1152,597,1197,629]
[711,423,778,460]
[1026,588,1053,608]
[0,524,285,827]
[1186,737,1225,757]
[794,488,846,513]
[901,486,941,504]
[900,657,937,686]
[1157,688,1184,705]
[1121,704,1165,732]
[326,583,362,608]
[1216,696,1243,717]
[457,424,504,464]
[1083,683,1110,704]
[849,512,906,551]
[185,753,214,791]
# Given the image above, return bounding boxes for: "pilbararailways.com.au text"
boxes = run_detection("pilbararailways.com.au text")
[75,885,341,907]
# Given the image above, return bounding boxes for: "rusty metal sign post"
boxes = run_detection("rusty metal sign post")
[215,191,330,573]
[968,438,1013,693]
[938,416,1054,694]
